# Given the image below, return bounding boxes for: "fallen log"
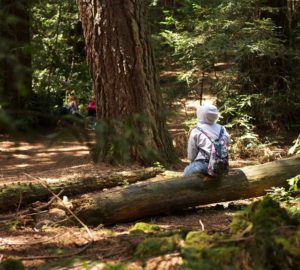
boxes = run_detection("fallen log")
[0,166,163,212]
[76,155,300,225]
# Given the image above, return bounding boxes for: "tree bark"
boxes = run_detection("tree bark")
[0,167,163,213]
[76,156,300,225]
[77,0,175,164]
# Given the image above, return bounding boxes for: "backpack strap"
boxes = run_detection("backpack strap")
[196,126,224,142]
[194,127,212,160]
[218,126,224,140]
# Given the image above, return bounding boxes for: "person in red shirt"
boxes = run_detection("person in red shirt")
[87,96,96,129]
[87,97,96,117]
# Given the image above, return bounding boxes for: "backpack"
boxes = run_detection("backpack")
[196,126,229,176]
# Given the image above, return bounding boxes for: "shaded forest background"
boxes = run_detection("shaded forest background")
[0,0,299,154]
[1,1,300,270]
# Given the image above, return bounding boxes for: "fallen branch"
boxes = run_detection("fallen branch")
[0,166,163,212]
[75,156,300,225]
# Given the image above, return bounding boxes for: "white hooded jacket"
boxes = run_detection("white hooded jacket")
[187,104,230,162]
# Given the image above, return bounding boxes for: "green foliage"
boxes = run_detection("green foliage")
[161,74,192,107]
[183,117,198,130]
[289,134,300,155]
[288,175,300,192]
[0,0,31,96]
[31,0,91,98]
[0,0,92,129]
[151,0,300,132]
[229,196,300,270]
[0,259,24,270]
[266,186,293,202]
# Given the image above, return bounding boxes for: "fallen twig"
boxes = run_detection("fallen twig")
[10,173,95,261]
[199,219,205,231]
[0,190,64,222]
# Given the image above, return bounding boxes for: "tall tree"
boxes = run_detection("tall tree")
[77,0,175,164]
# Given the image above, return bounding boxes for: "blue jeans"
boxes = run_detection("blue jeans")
[183,160,208,177]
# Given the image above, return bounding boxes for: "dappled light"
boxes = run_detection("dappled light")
[0,0,300,269]
[0,138,90,180]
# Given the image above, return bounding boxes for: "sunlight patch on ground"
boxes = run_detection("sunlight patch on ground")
[15,163,31,168]
[43,146,89,152]
[0,141,44,151]
[12,154,31,159]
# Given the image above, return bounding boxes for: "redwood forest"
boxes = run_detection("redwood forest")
[0,0,300,269]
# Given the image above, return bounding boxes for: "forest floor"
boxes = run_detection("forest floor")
[0,74,294,269]
[0,130,257,270]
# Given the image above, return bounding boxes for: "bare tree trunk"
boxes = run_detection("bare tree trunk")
[77,0,175,164]
[76,156,300,225]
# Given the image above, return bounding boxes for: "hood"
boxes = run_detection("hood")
[197,104,219,124]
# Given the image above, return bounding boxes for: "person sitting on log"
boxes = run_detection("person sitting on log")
[183,104,230,177]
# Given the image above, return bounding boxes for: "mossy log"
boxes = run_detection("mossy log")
[77,156,300,225]
[0,167,163,212]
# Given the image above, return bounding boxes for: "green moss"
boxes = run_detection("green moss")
[229,196,300,269]
[230,214,252,235]
[178,197,300,270]
[0,259,24,270]
[181,231,242,269]
[230,196,296,234]
[185,231,215,247]
[181,244,242,270]
[134,234,182,259]
[129,222,161,234]
[252,196,294,231]
[275,228,300,256]
[182,231,215,259]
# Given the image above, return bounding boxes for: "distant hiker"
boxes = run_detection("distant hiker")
[183,104,230,177]
[57,95,82,127]
[87,96,97,129]
[66,95,78,115]
[87,97,96,117]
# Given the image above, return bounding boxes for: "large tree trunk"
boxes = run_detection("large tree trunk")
[77,0,175,164]
[0,167,163,213]
[76,156,300,225]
